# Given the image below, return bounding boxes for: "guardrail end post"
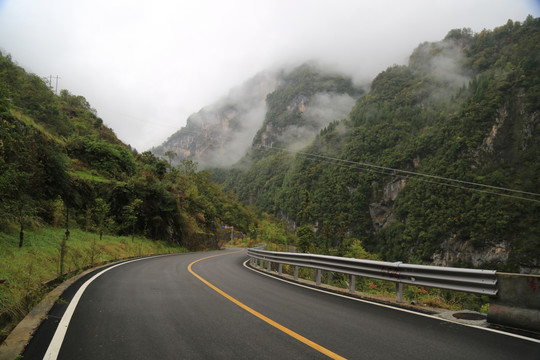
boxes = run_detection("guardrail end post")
[294,266,299,281]
[316,269,322,286]
[396,282,403,303]
[349,274,355,294]
[278,263,283,275]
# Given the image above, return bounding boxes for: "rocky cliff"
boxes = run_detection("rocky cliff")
[152,70,278,168]
[154,64,364,169]
[154,18,540,272]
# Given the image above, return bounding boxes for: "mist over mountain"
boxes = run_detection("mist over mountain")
[159,16,539,273]
[152,70,277,168]
[153,64,364,168]
[0,50,257,250]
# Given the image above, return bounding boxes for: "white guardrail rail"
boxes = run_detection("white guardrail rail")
[247,248,498,302]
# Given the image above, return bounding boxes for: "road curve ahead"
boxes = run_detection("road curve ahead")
[25,249,539,359]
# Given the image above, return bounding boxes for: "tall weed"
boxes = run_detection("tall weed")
[0,227,185,342]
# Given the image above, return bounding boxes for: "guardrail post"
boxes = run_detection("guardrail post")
[267,260,271,272]
[247,248,498,314]
[396,282,403,303]
[278,263,282,275]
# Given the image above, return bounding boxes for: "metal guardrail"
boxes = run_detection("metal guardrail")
[247,248,498,302]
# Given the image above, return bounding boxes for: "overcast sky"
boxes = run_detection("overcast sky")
[0,1,538,151]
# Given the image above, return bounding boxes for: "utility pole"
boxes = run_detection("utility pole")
[53,75,60,95]
[44,75,60,94]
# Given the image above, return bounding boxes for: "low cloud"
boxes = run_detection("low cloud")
[1,1,533,151]
[410,39,472,104]
[284,92,357,152]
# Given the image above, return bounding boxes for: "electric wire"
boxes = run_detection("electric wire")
[257,145,540,204]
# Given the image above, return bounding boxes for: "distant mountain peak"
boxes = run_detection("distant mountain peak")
[153,63,364,168]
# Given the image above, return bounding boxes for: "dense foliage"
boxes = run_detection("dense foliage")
[214,16,540,271]
[0,52,257,249]
[252,63,363,147]
[215,64,364,216]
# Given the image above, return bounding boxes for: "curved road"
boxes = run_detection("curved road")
[23,249,539,359]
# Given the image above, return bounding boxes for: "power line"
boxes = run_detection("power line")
[258,145,540,203]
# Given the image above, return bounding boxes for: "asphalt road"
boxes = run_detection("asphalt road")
[23,249,539,359]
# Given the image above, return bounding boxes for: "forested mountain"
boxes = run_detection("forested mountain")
[153,64,363,169]
[152,70,278,169]
[207,16,539,272]
[0,52,255,249]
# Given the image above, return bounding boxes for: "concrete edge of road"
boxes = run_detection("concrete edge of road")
[244,260,540,343]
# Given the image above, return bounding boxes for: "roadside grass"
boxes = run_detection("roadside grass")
[71,170,111,183]
[227,236,261,249]
[0,227,186,342]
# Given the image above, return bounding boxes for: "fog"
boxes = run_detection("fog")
[283,93,358,152]
[409,36,473,104]
[0,0,537,151]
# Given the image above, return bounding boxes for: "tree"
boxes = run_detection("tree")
[94,198,111,241]
[296,225,315,253]
[164,150,177,168]
[297,190,312,225]
[122,198,142,241]
[15,194,35,248]
[52,196,64,231]
[0,168,35,248]
[179,159,198,174]
[155,162,167,180]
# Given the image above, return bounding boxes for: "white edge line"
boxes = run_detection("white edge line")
[242,260,540,344]
[43,255,167,360]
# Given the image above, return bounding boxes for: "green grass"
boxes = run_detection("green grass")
[71,170,111,183]
[11,109,62,144]
[0,227,186,341]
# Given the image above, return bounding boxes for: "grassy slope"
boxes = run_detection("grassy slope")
[0,227,186,341]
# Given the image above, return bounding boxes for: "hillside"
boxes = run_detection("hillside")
[153,64,364,169]
[152,70,278,169]
[0,52,256,249]
[209,16,539,272]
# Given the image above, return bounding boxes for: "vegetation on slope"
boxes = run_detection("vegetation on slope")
[213,64,364,214]
[0,228,182,341]
[0,50,294,339]
[215,16,540,272]
[0,51,257,249]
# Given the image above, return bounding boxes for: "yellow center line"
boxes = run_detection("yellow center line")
[188,251,347,360]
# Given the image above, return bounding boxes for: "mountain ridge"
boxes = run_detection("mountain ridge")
[0,51,257,249]
[153,63,365,168]
[155,16,540,272]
